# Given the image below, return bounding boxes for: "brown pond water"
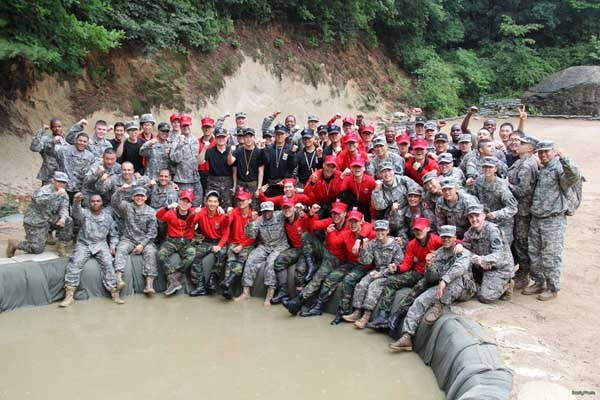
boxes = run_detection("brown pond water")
[0,296,443,400]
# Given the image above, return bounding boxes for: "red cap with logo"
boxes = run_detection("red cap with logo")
[281,178,297,186]
[343,133,361,144]
[236,189,252,201]
[179,114,193,127]
[324,155,337,166]
[169,113,181,123]
[396,134,411,144]
[359,124,375,134]
[201,116,214,127]
[179,189,195,203]
[331,199,348,214]
[350,156,366,167]
[347,207,364,221]
[342,116,355,126]
[412,138,428,150]
[412,216,430,230]
[282,198,296,208]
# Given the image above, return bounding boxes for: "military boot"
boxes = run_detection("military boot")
[56,241,68,257]
[143,277,155,296]
[116,272,127,291]
[189,276,208,297]
[6,240,17,258]
[59,287,76,308]
[264,287,275,307]
[522,281,545,295]
[111,288,125,305]
[342,309,362,323]
[164,272,183,296]
[207,272,219,293]
[366,311,390,330]
[303,255,318,283]
[283,294,305,316]
[46,232,57,246]
[354,310,372,329]
[537,290,558,301]
[271,283,289,305]
[220,273,238,300]
[424,302,444,325]
[389,306,410,331]
[389,333,413,352]
[330,306,345,325]
[299,300,323,317]
[513,270,530,290]
[500,279,515,301]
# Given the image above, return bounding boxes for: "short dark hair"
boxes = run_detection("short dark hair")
[95,120,107,128]
[510,130,525,138]
[50,117,62,127]
[114,122,125,130]
[76,132,89,140]
[477,138,492,150]
[205,190,220,201]
[500,122,514,131]
[103,148,116,156]
[158,168,171,176]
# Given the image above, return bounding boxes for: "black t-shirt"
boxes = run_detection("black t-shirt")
[121,139,145,173]
[263,143,297,182]
[205,146,232,177]
[109,138,121,150]
[233,146,264,182]
[296,149,323,184]
[506,152,518,168]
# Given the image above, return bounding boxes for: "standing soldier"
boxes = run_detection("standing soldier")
[422,171,443,213]
[82,148,121,204]
[367,136,405,179]
[438,153,465,187]
[295,129,323,186]
[111,187,158,296]
[435,177,481,239]
[30,118,67,186]
[99,161,150,207]
[525,140,581,300]
[343,220,404,328]
[507,136,539,289]
[6,172,72,257]
[147,169,178,242]
[398,186,437,242]
[200,127,234,209]
[55,132,96,202]
[138,114,156,142]
[168,113,181,143]
[109,122,126,151]
[139,122,172,180]
[59,192,120,307]
[67,119,113,157]
[235,201,289,307]
[230,128,265,209]
[389,225,476,352]
[170,114,203,206]
[264,124,297,196]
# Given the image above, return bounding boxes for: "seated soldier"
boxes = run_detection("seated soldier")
[342,220,404,329]
[147,169,178,243]
[7,172,72,258]
[398,186,436,243]
[156,190,197,296]
[389,225,476,352]
[59,192,120,307]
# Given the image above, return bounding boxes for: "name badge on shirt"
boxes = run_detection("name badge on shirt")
[282,153,288,161]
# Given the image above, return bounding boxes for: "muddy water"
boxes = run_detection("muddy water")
[0,296,443,400]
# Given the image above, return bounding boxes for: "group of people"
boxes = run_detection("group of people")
[6,106,581,353]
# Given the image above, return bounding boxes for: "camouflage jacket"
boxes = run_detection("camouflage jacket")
[24,184,69,226]
[441,167,466,188]
[463,221,513,277]
[245,211,289,250]
[170,134,200,183]
[531,156,580,219]
[371,175,420,211]
[358,238,404,274]
[460,150,508,179]
[139,140,172,180]
[507,154,538,216]
[111,191,158,246]
[66,124,113,157]
[366,152,405,178]
[399,205,437,241]
[471,177,517,227]
[83,160,121,197]
[435,190,481,238]
[30,128,66,183]
[72,203,118,251]
[98,174,150,206]
[425,245,474,288]
[55,143,96,192]
[148,183,179,210]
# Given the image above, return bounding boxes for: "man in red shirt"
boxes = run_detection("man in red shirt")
[337,156,376,220]
[198,116,216,191]
[405,138,440,185]
[258,178,310,209]
[188,191,230,296]
[272,198,314,304]
[336,133,368,171]
[156,190,198,296]
[303,155,341,216]
[367,216,442,329]
[220,189,256,299]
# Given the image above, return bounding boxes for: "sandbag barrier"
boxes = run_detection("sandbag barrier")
[0,255,512,399]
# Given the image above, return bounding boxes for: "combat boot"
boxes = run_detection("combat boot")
[116,272,127,291]
[354,310,372,329]
[264,287,275,307]
[389,333,413,352]
[6,240,17,258]
[522,281,545,295]
[111,288,125,304]
[46,232,57,246]
[389,306,410,331]
[500,279,515,301]
[206,272,219,293]
[143,277,155,296]
[189,276,208,297]
[59,287,76,308]
[164,272,183,296]
[282,294,304,316]
[299,300,323,317]
[220,273,238,299]
[234,286,251,302]
[513,270,530,290]
[303,255,318,283]
[424,302,444,325]
[366,311,390,330]
[56,241,68,257]
[330,306,345,325]
[537,290,558,301]
[271,283,289,305]
[342,309,362,323]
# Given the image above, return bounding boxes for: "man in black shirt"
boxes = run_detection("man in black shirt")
[109,122,125,151]
[230,128,264,210]
[264,124,297,196]
[201,128,234,208]
[116,121,144,174]
[295,129,323,185]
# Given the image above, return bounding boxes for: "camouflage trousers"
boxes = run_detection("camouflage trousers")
[333,264,369,314]
[512,214,536,278]
[225,245,255,278]
[64,242,116,291]
[237,180,258,210]
[378,270,423,313]
[156,221,167,244]
[352,273,387,311]
[176,181,203,207]
[158,238,196,275]
[207,176,234,209]
[498,221,514,248]
[190,240,227,284]
[476,268,511,303]
[528,214,566,291]
[242,244,288,288]
[114,238,158,277]
[274,247,307,288]
[402,278,475,336]
[299,233,341,300]
[18,220,73,254]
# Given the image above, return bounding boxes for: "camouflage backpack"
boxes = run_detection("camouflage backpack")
[564,175,585,216]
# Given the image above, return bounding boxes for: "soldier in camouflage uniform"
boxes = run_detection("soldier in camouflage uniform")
[99,161,151,207]
[343,220,404,328]
[390,225,476,352]
[7,172,72,258]
[398,186,437,242]
[438,152,465,187]
[460,138,508,187]
[170,114,203,206]
[147,169,179,243]
[112,187,158,296]
[435,177,481,239]
[139,122,172,180]
[59,192,121,307]
[235,201,289,306]
[524,140,581,301]
[371,162,420,235]
[82,148,121,204]
[66,119,113,158]
[470,156,518,245]
[463,204,515,303]
[367,136,405,178]
[507,136,540,289]
[30,118,67,185]
[55,131,96,198]
[422,171,443,213]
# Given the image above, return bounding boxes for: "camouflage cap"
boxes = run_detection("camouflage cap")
[307,115,319,122]
[157,122,171,132]
[467,203,484,215]
[438,152,454,164]
[131,187,147,197]
[440,176,457,189]
[458,134,472,143]
[407,186,423,196]
[424,122,438,131]
[372,136,386,146]
[439,225,457,237]
[139,113,156,125]
[481,156,497,167]
[125,121,140,131]
[519,135,539,146]
[262,128,274,137]
[379,161,395,172]
[536,140,554,152]
[374,220,390,230]
[235,112,247,119]
[53,171,69,183]
[422,170,438,184]
[260,201,275,212]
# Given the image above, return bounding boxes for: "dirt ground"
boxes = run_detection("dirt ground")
[1,117,599,399]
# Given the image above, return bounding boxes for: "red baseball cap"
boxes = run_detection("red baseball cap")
[359,124,375,134]
[413,216,430,230]
[236,190,252,201]
[412,139,428,150]
[281,178,297,186]
[347,207,364,221]
[282,198,295,208]
[397,134,410,144]
[343,133,360,144]
[324,155,337,166]
[331,199,348,214]
[179,114,193,127]
[350,157,366,168]
[179,189,195,203]
[342,116,355,126]
[201,116,214,127]
[169,113,181,123]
